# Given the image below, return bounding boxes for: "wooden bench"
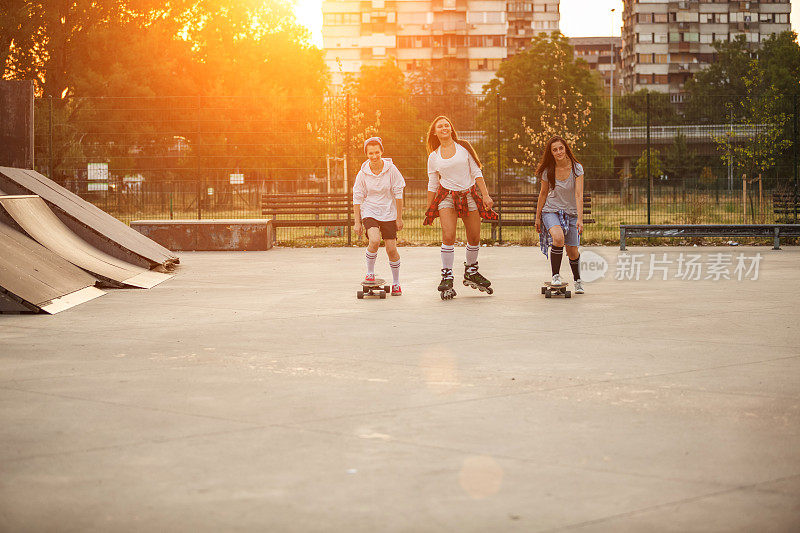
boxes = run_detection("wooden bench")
[482,193,595,240]
[619,224,800,251]
[261,193,352,243]
[773,192,800,223]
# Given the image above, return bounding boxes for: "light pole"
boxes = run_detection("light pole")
[610,8,616,134]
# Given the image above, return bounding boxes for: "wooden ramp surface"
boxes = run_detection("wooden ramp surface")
[0,221,104,314]
[0,166,178,268]
[0,195,171,289]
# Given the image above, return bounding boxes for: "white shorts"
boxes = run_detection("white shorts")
[437,194,477,212]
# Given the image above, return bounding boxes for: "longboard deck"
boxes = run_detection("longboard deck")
[358,278,389,299]
[542,281,571,298]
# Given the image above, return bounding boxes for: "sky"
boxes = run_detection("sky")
[294,0,800,48]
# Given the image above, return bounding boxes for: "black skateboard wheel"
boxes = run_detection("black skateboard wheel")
[545,290,552,298]
[565,291,571,298]
[384,285,390,293]
[379,291,386,299]
[541,287,546,294]
[357,290,364,299]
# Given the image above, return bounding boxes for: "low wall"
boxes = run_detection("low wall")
[131,219,273,251]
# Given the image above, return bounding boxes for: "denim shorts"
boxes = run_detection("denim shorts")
[437,194,477,212]
[542,212,580,247]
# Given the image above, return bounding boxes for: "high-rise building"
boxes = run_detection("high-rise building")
[322,1,560,94]
[621,0,791,97]
[507,2,561,56]
[570,37,623,94]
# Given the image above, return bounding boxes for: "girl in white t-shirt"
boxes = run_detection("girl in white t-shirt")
[423,116,498,299]
[353,137,406,295]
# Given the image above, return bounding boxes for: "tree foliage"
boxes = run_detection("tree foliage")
[480,33,615,184]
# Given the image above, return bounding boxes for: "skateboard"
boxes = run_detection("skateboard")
[542,281,571,299]
[358,278,390,299]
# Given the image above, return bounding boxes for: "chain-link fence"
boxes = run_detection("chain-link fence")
[32,92,799,245]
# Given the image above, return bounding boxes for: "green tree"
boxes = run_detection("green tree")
[480,33,615,187]
[613,89,680,127]
[634,149,663,181]
[663,131,701,184]
[713,63,791,184]
[345,58,426,174]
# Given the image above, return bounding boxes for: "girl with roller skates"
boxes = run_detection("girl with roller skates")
[423,116,498,300]
[534,135,585,294]
[353,136,406,295]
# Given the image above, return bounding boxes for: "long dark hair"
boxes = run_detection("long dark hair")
[426,115,482,169]
[536,136,580,190]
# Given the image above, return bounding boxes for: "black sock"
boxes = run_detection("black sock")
[550,246,563,276]
[569,255,581,281]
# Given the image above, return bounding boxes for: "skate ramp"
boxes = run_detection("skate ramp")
[0,222,104,314]
[0,195,172,289]
[0,166,178,269]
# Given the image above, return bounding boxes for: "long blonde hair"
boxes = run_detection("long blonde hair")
[426,115,482,169]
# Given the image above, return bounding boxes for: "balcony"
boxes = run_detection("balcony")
[431,0,467,12]
[432,46,469,59]
[668,62,703,74]
[729,21,759,31]
[508,27,537,38]
[507,12,532,22]
[429,21,469,35]
[668,42,701,53]
[667,1,699,8]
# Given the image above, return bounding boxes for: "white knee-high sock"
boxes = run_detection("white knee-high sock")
[389,260,400,285]
[441,244,455,270]
[365,250,378,275]
[466,244,480,266]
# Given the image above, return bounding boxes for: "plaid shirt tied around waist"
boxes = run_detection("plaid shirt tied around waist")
[423,185,498,226]
[539,210,573,258]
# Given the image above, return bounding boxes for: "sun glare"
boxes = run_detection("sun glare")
[294,0,323,47]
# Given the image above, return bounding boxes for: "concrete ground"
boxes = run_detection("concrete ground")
[1,245,799,532]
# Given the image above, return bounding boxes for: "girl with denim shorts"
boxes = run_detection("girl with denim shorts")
[534,136,586,294]
[423,115,498,299]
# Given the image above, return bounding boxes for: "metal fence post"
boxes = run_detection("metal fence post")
[196,95,202,220]
[496,94,502,244]
[646,92,651,225]
[346,94,352,246]
[48,96,53,180]
[794,93,798,223]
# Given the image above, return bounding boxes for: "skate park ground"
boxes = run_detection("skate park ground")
[1,245,799,532]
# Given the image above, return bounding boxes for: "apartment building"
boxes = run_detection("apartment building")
[322,1,560,94]
[507,2,561,55]
[621,0,791,96]
[570,37,623,93]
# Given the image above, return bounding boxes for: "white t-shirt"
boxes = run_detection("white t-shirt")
[427,143,483,192]
[352,158,405,222]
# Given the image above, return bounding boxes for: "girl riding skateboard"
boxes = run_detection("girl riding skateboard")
[423,116,498,299]
[534,136,585,294]
[353,136,406,295]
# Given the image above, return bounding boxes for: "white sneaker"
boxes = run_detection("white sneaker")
[551,274,563,286]
[574,279,584,294]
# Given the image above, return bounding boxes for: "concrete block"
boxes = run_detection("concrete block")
[130,219,273,251]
